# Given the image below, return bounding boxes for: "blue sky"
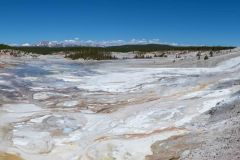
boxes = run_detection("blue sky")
[0,0,239,46]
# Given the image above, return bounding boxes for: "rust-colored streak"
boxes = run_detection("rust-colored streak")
[162,82,213,99]
[121,127,185,139]
[95,127,186,142]
[191,83,209,92]
[0,152,23,160]
[94,136,110,142]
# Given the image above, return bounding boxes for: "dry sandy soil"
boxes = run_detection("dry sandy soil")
[0,48,240,160]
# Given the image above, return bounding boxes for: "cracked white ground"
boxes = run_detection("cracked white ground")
[0,49,240,160]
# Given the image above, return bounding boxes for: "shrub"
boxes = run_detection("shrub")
[204,55,209,60]
[209,51,213,57]
[196,52,201,60]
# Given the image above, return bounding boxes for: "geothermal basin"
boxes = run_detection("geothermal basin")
[1,49,240,160]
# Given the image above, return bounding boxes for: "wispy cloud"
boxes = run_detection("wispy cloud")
[21,43,31,46]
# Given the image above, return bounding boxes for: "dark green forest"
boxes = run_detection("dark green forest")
[107,44,235,52]
[0,44,11,50]
[0,44,235,60]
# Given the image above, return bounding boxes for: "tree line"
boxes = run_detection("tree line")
[0,44,235,60]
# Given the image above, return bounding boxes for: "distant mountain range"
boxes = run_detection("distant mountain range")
[12,39,174,47]
[34,40,164,47]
